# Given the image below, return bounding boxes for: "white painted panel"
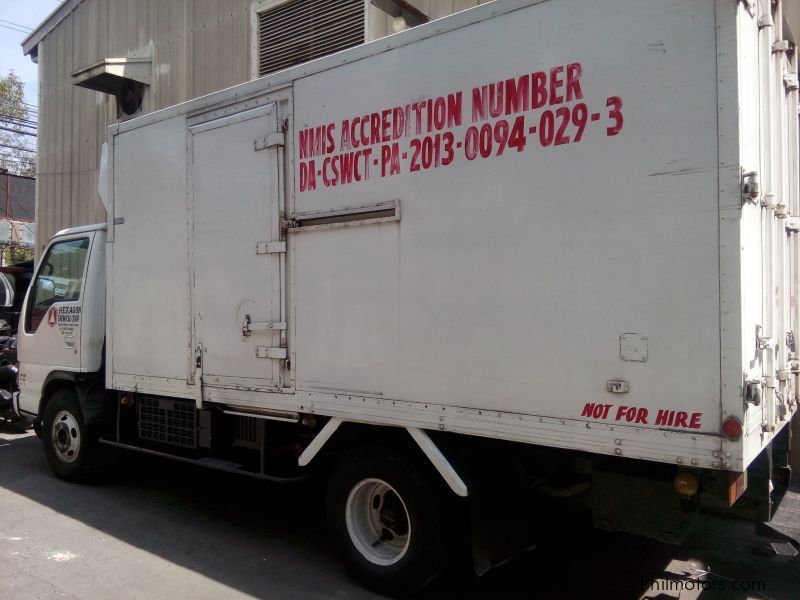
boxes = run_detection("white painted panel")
[191,105,282,388]
[95,0,799,469]
[110,115,191,382]
[293,0,722,431]
[736,3,765,448]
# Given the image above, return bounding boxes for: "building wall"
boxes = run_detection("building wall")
[0,173,35,223]
[368,0,486,40]
[34,0,487,253]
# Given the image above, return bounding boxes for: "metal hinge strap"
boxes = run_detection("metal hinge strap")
[256,241,286,254]
[256,346,288,360]
[242,314,287,336]
[254,132,285,151]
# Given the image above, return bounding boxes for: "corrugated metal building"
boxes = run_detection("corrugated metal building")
[22,0,490,253]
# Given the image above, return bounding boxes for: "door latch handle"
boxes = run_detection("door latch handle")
[242,314,287,337]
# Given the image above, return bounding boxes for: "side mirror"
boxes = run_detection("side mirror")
[34,277,55,308]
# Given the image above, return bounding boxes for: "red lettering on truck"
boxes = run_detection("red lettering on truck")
[581,402,612,419]
[583,405,702,430]
[298,61,622,194]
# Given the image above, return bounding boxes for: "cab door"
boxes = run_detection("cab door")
[18,232,95,414]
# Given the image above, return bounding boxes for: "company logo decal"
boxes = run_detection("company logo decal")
[47,307,58,328]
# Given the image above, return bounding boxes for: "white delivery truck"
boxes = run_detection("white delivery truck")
[15,0,800,593]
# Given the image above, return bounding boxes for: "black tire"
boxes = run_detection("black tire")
[42,389,92,482]
[327,447,447,596]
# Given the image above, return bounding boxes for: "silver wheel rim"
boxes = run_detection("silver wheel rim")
[345,478,411,566]
[51,410,81,463]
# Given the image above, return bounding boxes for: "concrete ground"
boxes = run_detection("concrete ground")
[1,425,798,600]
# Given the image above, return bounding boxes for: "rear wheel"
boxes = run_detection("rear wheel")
[42,389,92,481]
[327,448,447,595]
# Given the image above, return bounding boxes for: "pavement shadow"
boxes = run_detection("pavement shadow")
[0,432,797,599]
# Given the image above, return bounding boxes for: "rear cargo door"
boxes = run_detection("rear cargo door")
[776,28,799,428]
[757,4,799,432]
[189,104,285,391]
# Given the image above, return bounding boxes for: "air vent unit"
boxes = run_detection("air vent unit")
[257,0,364,77]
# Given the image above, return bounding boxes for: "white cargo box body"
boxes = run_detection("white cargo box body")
[107,0,799,473]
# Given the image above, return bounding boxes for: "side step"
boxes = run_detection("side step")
[99,437,307,484]
[760,483,800,545]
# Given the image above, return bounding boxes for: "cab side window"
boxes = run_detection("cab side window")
[25,238,90,333]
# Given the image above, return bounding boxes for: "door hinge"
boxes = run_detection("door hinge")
[784,73,799,92]
[757,325,774,350]
[745,379,762,406]
[281,218,298,232]
[742,171,760,201]
[785,217,800,233]
[256,241,286,255]
[256,346,288,360]
[773,40,793,53]
[254,132,285,151]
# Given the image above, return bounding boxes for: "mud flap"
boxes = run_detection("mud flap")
[592,469,697,544]
[759,483,800,546]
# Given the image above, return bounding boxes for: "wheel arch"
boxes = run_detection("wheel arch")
[38,372,77,421]
[38,370,108,427]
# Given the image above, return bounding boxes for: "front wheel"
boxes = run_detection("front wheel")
[42,389,92,481]
[327,448,448,596]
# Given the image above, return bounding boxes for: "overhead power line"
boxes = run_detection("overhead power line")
[0,23,30,35]
[0,18,32,32]
[0,117,37,128]
[0,125,36,137]
[0,142,36,154]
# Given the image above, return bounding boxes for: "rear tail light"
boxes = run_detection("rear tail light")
[722,417,743,440]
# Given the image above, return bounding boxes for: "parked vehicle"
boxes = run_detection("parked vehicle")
[0,261,34,338]
[15,0,800,593]
[0,261,33,431]
[0,334,22,430]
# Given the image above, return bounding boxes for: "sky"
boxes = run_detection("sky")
[0,0,64,107]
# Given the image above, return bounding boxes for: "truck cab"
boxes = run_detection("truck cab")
[16,224,106,425]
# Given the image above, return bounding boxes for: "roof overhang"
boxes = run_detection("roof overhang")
[22,0,85,60]
[72,58,151,95]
